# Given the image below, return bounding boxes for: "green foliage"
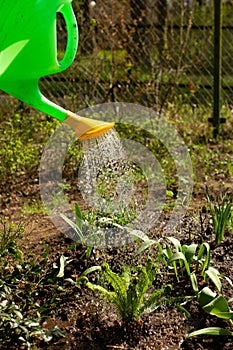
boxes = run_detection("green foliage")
[61,202,137,256]
[0,219,66,348]
[187,327,233,339]
[198,287,233,321]
[0,280,64,349]
[60,203,93,259]
[186,286,233,340]
[133,232,222,294]
[0,112,57,179]
[0,219,24,261]
[158,237,223,293]
[206,187,233,245]
[81,258,172,324]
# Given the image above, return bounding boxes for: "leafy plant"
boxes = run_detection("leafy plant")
[0,279,64,348]
[198,287,233,321]
[158,237,224,294]
[186,286,233,339]
[132,232,223,294]
[60,203,93,259]
[0,219,24,259]
[80,258,173,324]
[206,186,233,245]
[0,221,67,348]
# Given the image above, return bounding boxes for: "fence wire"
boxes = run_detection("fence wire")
[3,1,233,115]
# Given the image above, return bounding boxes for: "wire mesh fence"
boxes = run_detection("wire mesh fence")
[2,1,233,116]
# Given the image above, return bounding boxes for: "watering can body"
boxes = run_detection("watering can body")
[0,0,114,138]
[0,0,78,120]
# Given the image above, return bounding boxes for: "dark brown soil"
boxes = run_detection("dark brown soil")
[1,169,233,350]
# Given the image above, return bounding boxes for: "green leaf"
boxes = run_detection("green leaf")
[165,243,173,259]
[141,284,172,314]
[85,245,93,260]
[205,267,222,292]
[187,327,233,338]
[185,244,198,264]
[75,203,82,220]
[60,213,82,237]
[211,311,233,320]
[81,265,102,276]
[176,304,192,319]
[197,242,210,274]
[56,255,73,278]
[84,280,116,302]
[198,287,216,308]
[168,251,187,264]
[102,263,128,299]
[167,237,182,252]
[134,240,156,257]
[203,295,230,316]
[190,272,199,293]
[75,203,83,232]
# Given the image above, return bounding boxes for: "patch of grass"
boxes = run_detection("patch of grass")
[0,219,65,348]
[206,187,233,245]
[22,200,47,215]
[0,111,57,180]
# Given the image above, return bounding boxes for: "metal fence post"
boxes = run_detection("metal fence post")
[213,0,222,137]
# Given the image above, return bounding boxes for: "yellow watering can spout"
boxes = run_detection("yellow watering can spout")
[0,0,114,139]
[65,111,115,140]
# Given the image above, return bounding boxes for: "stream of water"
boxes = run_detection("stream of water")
[79,128,138,215]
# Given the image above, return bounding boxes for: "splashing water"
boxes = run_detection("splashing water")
[78,127,165,248]
[78,127,150,247]
[79,128,141,216]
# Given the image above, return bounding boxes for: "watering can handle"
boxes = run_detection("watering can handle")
[57,3,78,70]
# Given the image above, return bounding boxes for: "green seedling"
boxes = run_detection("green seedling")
[0,219,24,258]
[133,233,223,294]
[186,287,233,340]
[159,237,222,293]
[206,186,233,245]
[60,203,93,259]
[80,258,172,324]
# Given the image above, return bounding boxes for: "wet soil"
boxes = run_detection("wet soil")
[1,169,233,350]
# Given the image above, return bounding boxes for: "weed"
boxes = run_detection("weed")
[0,219,65,348]
[60,203,93,259]
[206,186,233,245]
[0,112,56,180]
[0,219,24,264]
[22,200,46,215]
[0,279,64,348]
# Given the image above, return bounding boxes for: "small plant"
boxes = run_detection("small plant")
[80,258,173,325]
[157,237,222,293]
[61,202,137,254]
[0,279,65,348]
[132,232,223,294]
[206,186,233,245]
[186,286,233,339]
[0,219,24,257]
[60,203,93,259]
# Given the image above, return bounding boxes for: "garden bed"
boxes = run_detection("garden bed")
[1,106,233,349]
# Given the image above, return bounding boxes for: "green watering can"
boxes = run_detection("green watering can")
[0,0,114,139]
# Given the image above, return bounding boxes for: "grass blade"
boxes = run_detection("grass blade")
[187,327,233,339]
